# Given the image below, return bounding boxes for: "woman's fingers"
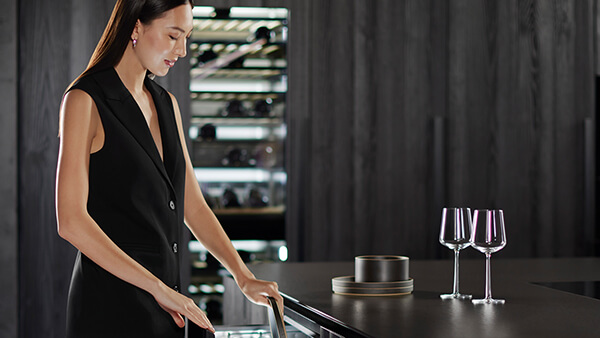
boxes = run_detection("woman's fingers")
[272,291,284,317]
[265,282,284,317]
[183,302,215,333]
[154,286,215,333]
[240,278,284,316]
[157,301,187,328]
[171,311,186,328]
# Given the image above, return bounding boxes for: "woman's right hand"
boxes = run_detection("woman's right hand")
[152,282,215,333]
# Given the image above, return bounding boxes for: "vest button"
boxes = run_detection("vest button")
[169,200,175,210]
[173,242,178,253]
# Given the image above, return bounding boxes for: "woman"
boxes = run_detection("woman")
[55,0,282,336]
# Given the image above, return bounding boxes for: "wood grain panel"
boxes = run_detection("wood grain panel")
[307,0,333,261]
[286,1,311,261]
[596,0,600,75]
[429,0,449,259]
[554,0,593,256]
[495,0,534,257]
[287,0,451,261]
[310,0,352,259]
[352,0,377,257]
[331,1,352,259]
[69,1,116,80]
[18,0,75,336]
[532,0,557,257]
[398,0,438,257]
[553,0,577,256]
[0,1,18,336]
[577,1,596,255]
[286,0,595,262]
[371,0,404,257]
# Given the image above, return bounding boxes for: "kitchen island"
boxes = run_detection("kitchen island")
[244,258,600,337]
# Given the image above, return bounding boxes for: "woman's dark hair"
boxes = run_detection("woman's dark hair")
[68,0,194,90]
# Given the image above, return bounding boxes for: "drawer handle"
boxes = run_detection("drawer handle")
[267,296,287,338]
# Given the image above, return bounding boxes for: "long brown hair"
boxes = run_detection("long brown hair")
[67,0,194,90]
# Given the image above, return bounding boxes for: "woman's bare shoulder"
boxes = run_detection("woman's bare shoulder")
[63,88,93,106]
[59,88,100,139]
[61,88,99,118]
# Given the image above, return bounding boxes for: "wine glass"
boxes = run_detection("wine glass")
[471,209,507,304]
[439,207,473,300]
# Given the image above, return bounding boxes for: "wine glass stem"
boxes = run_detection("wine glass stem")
[484,253,492,300]
[452,249,460,294]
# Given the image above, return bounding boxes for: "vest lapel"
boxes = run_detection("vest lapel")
[94,69,175,193]
[145,77,183,188]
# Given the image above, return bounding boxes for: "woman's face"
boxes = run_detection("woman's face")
[133,4,194,76]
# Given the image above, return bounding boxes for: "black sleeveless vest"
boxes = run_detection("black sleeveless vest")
[66,68,187,337]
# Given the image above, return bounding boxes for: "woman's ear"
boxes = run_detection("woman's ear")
[131,19,142,41]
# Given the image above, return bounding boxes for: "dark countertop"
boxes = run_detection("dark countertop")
[250,258,600,337]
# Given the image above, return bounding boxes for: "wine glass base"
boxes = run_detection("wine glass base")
[440,293,472,300]
[472,298,505,305]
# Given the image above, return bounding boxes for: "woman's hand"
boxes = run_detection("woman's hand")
[237,275,284,316]
[152,282,215,333]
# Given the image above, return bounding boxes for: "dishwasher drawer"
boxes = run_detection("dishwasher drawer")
[189,324,312,337]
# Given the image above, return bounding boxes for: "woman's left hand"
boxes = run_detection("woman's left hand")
[237,275,284,316]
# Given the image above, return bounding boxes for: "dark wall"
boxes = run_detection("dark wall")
[0,1,18,337]
[286,0,597,261]
[18,0,73,336]
[17,1,116,337]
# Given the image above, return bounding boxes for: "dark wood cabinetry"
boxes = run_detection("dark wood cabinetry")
[285,0,597,261]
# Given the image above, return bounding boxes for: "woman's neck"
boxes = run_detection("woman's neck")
[114,46,147,96]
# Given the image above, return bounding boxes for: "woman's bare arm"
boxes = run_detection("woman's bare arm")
[169,93,283,311]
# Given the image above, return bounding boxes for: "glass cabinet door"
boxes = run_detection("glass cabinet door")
[187,5,289,325]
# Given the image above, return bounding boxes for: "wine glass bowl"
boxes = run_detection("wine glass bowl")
[471,209,507,305]
[439,207,473,300]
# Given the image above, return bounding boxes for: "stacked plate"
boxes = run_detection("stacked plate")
[332,255,413,296]
[332,276,414,296]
